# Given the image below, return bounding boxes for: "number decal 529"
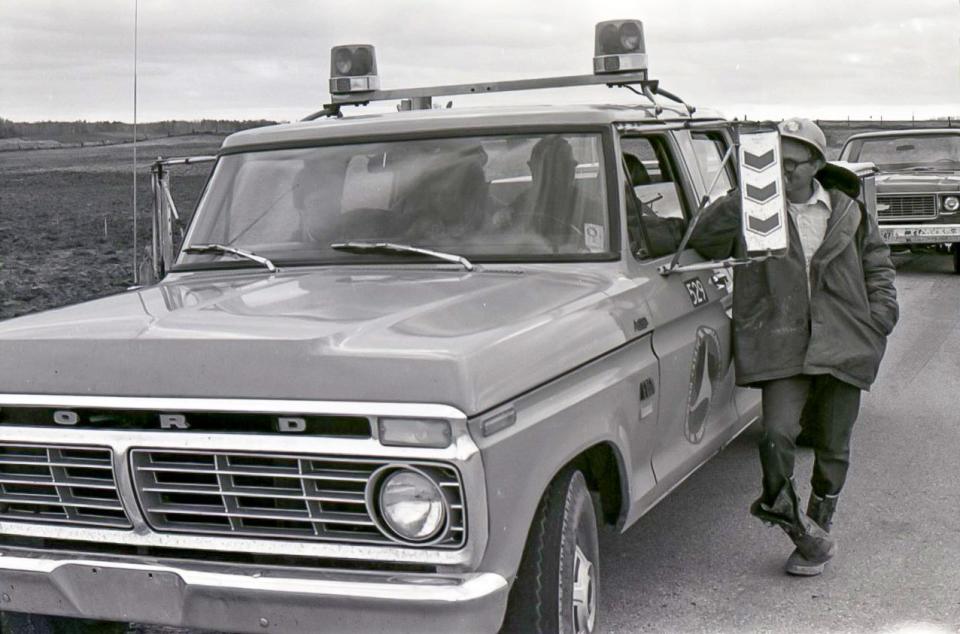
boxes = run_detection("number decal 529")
[683,278,708,307]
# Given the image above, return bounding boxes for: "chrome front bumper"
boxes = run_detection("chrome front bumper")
[879,223,960,244]
[0,550,509,633]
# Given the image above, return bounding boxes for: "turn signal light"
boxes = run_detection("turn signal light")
[329,44,380,94]
[593,20,648,75]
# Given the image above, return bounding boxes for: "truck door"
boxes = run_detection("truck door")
[618,129,740,496]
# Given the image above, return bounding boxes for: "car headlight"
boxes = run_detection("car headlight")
[943,196,960,213]
[376,469,447,542]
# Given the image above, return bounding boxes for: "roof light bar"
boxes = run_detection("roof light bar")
[307,19,697,119]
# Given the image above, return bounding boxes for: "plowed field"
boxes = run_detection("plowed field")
[0,136,221,320]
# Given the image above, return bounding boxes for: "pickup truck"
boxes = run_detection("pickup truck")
[839,128,960,272]
[0,20,876,634]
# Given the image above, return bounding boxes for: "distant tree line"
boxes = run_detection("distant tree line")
[0,117,277,141]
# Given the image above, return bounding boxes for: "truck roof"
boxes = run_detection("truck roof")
[222,101,727,150]
[843,128,960,142]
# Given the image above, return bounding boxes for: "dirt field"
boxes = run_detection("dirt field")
[0,136,220,320]
[1,121,951,322]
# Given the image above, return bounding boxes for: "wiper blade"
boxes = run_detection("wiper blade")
[182,243,278,272]
[330,241,475,271]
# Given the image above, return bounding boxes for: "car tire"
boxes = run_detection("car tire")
[0,612,126,634]
[952,243,960,274]
[500,467,600,634]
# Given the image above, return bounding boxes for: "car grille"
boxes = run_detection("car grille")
[0,443,130,529]
[130,449,466,547]
[877,194,937,220]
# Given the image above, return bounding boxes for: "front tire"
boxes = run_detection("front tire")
[501,468,600,634]
[952,243,960,274]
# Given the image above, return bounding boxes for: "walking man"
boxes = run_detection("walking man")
[691,118,899,575]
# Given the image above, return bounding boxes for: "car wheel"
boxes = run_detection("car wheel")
[501,467,600,634]
[952,243,960,274]
[0,612,126,634]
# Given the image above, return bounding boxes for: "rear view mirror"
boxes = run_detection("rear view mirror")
[140,155,217,285]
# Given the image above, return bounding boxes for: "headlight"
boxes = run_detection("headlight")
[943,196,960,213]
[377,469,447,542]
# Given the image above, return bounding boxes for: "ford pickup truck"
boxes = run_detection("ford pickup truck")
[0,20,876,634]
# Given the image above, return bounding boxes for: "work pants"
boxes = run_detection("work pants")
[759,374,861,503]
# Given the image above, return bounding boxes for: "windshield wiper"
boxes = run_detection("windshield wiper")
[330,241,475,271]
[182,243,278,272]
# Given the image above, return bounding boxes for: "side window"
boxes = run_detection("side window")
[690,132,736,202]
[621,136,689,260]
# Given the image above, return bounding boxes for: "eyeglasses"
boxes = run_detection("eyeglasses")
[782,156,814,172]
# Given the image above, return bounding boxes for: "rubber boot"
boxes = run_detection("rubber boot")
[807,493,838,532]
[750,480,835,567]
[785,493,839,576]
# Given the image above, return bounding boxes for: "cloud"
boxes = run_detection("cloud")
[0,0,957,121]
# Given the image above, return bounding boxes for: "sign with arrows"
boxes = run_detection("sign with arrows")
[739,131,788,257]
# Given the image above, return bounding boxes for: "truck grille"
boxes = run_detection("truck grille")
[877,194,937,220]
[130,449,466,547]
[0,443,130,529]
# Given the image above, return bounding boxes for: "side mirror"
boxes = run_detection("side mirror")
[139,156,216,285]
[660,129,789,274]
[737,130,788,258]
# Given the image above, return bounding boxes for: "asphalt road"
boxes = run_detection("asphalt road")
[600,250,960,634]
[130,251,959,634]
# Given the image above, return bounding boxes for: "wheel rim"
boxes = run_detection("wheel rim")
[572,543,597,633]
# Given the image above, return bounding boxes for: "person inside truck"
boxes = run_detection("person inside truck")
[396,143,503,244]
[508,135,603,252]
[623,151,684,257]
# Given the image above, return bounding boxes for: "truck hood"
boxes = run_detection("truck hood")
[0,266,631,415]
[876,171,960,194]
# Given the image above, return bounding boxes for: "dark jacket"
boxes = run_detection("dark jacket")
[689,184,898,390]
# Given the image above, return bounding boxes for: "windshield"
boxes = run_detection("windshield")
[842,134,960,170]
[177,133,610,269]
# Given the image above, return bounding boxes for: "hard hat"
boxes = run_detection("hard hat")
[778,118,827,162]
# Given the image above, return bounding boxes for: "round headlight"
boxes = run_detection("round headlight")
[378,470,446,542]
[943,196,960,213]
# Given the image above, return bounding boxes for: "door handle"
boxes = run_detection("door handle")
[710,271,729,289]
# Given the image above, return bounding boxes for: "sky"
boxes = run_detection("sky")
[1,0,958,123]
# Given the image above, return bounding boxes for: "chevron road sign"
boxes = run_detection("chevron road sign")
[739,131,787,256]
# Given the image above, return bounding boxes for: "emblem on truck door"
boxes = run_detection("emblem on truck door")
[684,326,722,444]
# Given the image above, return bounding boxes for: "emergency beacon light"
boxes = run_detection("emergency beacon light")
[593,20,648,76]
[329,45,380,95]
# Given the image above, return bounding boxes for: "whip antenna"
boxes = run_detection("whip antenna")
[132,0,139,283]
